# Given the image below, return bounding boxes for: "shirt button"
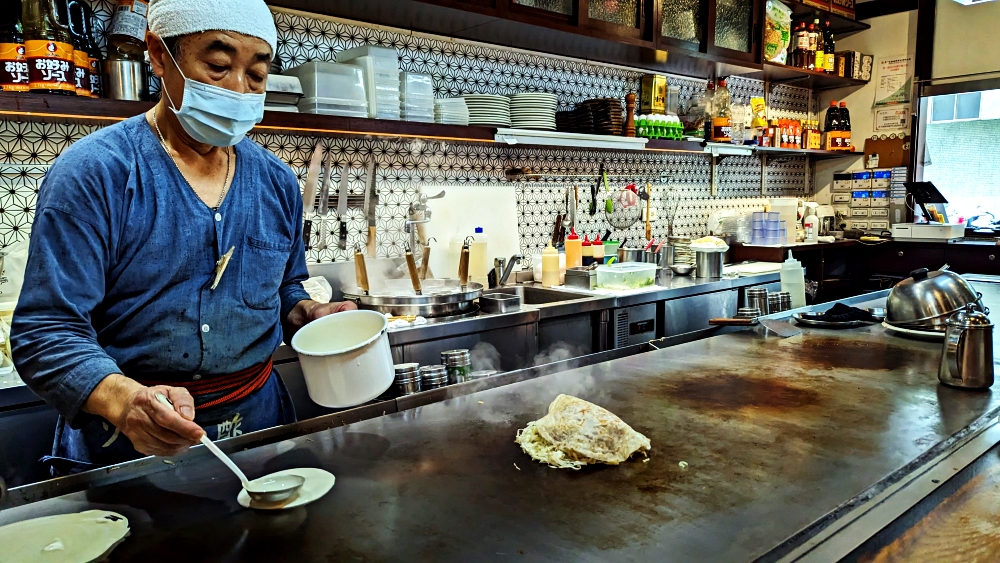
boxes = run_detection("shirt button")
[215,213,222,222]
[193,374,202,381]
[201,324,210,333]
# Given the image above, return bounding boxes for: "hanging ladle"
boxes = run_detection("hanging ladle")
[155,394,304,503]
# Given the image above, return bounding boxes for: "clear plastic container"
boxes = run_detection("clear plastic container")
[595,263,657,290]
[400,72,434,96]
[297,96,368,117]
[284,62,367,105]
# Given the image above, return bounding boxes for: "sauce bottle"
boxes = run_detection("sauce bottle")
[812,19,824,72]
[581,235,593,267]
[67,0,90,96]
[541,241,560,288]
[839,102,851,149]
[0,0,29,92]
[592,234,605,265]
[106,0,148,61]
[73,0,101,97]
[564,228,582,268]
[711,79,732,143]
[22,0,75,95]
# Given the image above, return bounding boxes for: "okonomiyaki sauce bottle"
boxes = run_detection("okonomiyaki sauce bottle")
[22,0,75,95]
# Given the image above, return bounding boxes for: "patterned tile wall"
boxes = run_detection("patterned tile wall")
[0,4,815,264]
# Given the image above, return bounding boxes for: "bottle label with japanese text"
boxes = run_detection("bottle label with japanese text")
[26,40,75,92]
[109,0,149,42]
[0,42,29,92]
[73,49,91,96]
[711,117,732,142]
[88,57,102,96]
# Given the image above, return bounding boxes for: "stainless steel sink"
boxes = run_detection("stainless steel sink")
[484,286,594,305]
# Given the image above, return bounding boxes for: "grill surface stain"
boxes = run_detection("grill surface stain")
[666,372,822,411]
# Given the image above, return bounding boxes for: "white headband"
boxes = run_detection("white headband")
[147,0,278,55]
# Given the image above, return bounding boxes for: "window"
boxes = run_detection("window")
[929,92,982,122]
[919,89,1000,224]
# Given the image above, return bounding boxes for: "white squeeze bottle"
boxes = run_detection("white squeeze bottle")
[780,250,807,309]
[469,227,489,286]
[542,241,560,287]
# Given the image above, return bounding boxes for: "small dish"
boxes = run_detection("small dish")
[670,264,694,276]
[237,468,335,510]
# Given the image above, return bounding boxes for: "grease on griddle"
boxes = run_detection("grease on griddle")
[666,372,821,412]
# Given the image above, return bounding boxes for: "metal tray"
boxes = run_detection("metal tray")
[792,309,884,329]
[345,279,484,317]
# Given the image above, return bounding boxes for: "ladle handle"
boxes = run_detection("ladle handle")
[419,245,432,280]
[154,393,249,488]
[354,247,369,295]
[458,243,470,288]
[405,251,422,295]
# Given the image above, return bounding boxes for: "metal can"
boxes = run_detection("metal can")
[441,349,472,384]
[419,365,450,390]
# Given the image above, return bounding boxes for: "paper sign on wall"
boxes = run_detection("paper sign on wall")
[874,106,910,131]
[873,55,914,108]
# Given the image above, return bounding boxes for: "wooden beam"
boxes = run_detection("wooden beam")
[857,0,918,20]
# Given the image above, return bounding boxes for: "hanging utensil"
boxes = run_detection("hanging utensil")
[419,237,435,280]
[316,148,335,250]
[405,245,422,296]
[362,158,375,255]
[458,236,472,291]
[760,319,803,338]
[302,141,324,251]
[354,245,370,296]
[589,163,603,216]
[644,183,652,241]
[336,160,350,251]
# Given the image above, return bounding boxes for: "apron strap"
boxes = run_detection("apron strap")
[137,359,273,409]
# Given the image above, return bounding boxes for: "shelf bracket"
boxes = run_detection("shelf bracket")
[760,153,767,195]
[704,143,752,198]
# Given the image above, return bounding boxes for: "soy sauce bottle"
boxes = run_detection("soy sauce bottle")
[77,1,102,97]
[0,0,30,92]
[66,0,90,96]
[22,0,75,95]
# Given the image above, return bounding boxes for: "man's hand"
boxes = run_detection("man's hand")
[285,299,357,338]
[83,374,205,457]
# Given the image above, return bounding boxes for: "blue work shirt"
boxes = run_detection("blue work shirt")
[11,114,312,430]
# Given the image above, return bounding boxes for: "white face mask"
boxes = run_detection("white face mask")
[160,43,266,147]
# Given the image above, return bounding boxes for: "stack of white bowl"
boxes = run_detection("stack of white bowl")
[337,46,401,120]
[400,72,435,123]
[509,92,557,130]
[434,98,470,125]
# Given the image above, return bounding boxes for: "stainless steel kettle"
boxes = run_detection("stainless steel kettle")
[938,304,994,389]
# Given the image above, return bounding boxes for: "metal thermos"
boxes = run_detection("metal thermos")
[694,251,723,279]
[745,287,769,315]
[938,304,994,390]
[102,58,148,101]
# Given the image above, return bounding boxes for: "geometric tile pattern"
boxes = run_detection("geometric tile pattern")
[0,3,815,262]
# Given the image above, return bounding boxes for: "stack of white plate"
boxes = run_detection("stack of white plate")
[509,92,557,130]
[434,98,470,125]
[462,94,511,127]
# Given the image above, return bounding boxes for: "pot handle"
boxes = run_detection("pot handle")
[910,268,930,281]
[945,328,965,380]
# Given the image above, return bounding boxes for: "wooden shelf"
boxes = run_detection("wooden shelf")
[644,138,705,152]
[782,0,871,39]
[741,62,869,91]
[756,145,863,160]
[0,92,498,143]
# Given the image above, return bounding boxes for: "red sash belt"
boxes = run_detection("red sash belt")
[139,359,273,409]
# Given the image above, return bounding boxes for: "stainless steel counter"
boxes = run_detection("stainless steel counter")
[1,280,997,561]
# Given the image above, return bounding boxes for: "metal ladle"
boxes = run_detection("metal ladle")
[155,394,304,503]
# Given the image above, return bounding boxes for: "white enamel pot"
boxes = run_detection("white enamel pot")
[291,310,394,408]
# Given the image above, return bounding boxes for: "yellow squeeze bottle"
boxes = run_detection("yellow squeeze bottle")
[565,228,582,268]
[542,241,560,287]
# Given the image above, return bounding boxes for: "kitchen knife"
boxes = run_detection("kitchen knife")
[336,161,350,250]
[316,148,335,250]
[302,141,324,250]
[363,158,376,256]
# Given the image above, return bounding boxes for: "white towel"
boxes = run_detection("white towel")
[148,0,278,54]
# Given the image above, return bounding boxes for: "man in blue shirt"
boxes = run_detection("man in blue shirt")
[10,0,355,475]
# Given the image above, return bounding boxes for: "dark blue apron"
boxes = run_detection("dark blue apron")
[42,370,296,477]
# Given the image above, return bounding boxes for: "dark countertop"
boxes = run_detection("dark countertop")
[2,281,998,561]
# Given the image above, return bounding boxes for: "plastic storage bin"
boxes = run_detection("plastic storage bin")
[595,263,657,290]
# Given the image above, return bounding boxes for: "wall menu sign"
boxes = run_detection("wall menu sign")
[873,55,914,108]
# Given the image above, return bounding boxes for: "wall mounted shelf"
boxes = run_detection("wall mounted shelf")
[741,62,869,91]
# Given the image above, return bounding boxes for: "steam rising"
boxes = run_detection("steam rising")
[471,341,502,372]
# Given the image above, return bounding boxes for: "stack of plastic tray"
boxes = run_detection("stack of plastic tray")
[284,61,368,118]
[400,72,434,123]
[337,46,401,120]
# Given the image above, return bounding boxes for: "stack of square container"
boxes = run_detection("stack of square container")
[751,212,786,245]
[337,46,402,120]
[400,72,435,123]
[284,61,368,118]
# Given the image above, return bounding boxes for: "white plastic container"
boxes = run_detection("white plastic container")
[284,62,367,104]
[291,310,394,408]
[541,242,560,287]
[780,251,807,309]
[595,263,657,290]
[469,227,489,286]
[770,197,799,245]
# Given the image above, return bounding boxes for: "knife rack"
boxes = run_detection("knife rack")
[305,194,369,212]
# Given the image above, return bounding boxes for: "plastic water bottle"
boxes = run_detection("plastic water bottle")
[780,251,807,309]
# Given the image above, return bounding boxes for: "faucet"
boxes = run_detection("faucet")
[491,254,523,288]
[404,190,445,256]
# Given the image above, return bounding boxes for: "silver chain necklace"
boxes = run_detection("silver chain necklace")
[152,110,232,211]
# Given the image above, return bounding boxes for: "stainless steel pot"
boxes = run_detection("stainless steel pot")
[887,268,984,332]
[617,248,645,263]
[102,59,147,101]
[345,279,483,317]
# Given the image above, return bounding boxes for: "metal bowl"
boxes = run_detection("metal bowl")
[670,263,694,276]
[345,280,484,318]
[886,268,983,332]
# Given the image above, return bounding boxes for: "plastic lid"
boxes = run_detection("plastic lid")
[830,100,838,106]
[593,234,603,244]
[567,228,579,241]
[839,102,847,107]
[718,79,727,87]
[475,227,484,234]
[784,250,801,265]
[582,235,591,246]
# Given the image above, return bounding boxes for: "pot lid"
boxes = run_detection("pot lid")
[947,303,993,328]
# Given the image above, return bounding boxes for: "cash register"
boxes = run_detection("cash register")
[890,181,964,241]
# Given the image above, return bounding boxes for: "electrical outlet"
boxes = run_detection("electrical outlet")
[642,208,658,221]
